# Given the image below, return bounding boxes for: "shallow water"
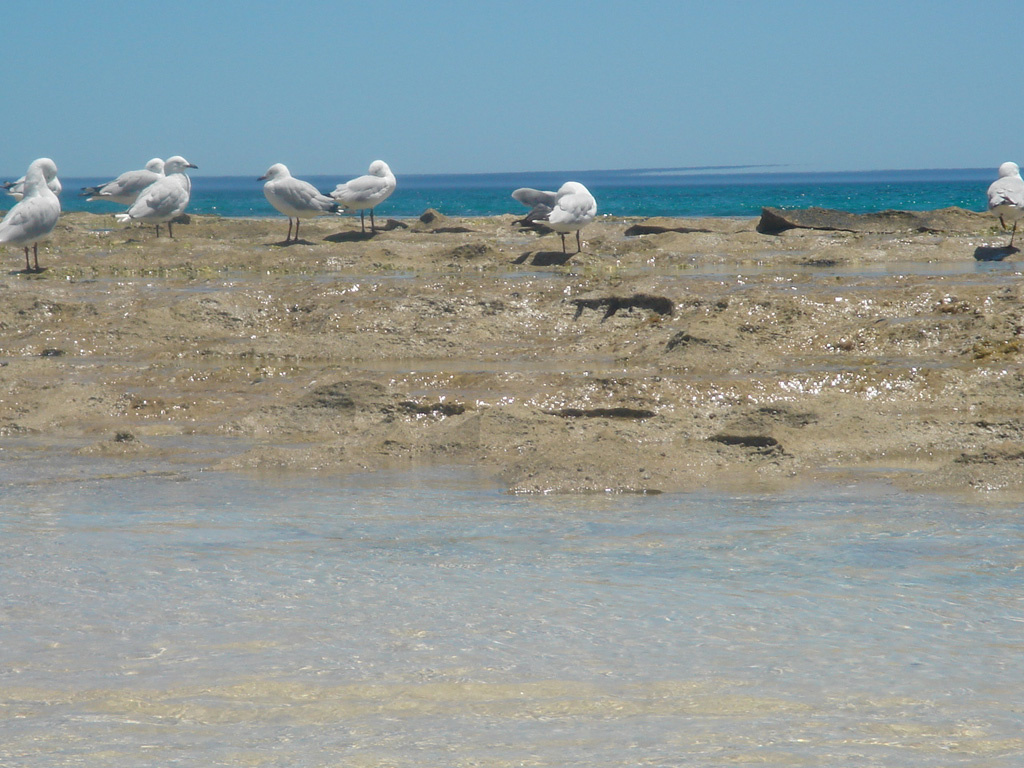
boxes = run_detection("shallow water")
[1,458,1022,767]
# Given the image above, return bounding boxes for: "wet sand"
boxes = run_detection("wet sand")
[2,208,1023,497]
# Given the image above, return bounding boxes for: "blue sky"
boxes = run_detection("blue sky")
[4,1,1019,177]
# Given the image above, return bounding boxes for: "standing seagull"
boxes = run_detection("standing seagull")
[987,161,1024,248]
[259,163,338,243]
[81,158,165,205]
[115,155,197,237]
[330,160,396,233]
[0,158,62,272]
[525,181,597,254]
[3,164,63,201]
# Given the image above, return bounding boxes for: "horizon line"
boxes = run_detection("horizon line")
[41,164,998,181]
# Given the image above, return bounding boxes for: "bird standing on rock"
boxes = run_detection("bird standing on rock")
[330,160,396,234]
[259,163,338,243]
[0,157,62,272]
[514,181,597,254]
[987,161,1024,248]
[115,155,197,237]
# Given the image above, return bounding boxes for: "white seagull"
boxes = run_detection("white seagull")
[520,181,597,254]
[115,155,197,237]
[259,163,338,243]
[81,158,165,205]
[987,161,1024,248]
[330,160,396,233]
[511,187,559,225]
[3,165,63,201]
[0,158,62,272]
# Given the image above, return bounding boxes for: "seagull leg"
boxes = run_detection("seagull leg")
[1011,220,1019,248]
[560,233,567,253]
[360,210,366,233]
[576,230,583,253]
[168,221,174,238]
[33,243,40,272]
[370,208,376,234]
[286,218,294,242]
[23,246,30,272]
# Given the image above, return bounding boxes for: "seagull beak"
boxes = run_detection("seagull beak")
[188,163,199,169]
[258,175,268,181]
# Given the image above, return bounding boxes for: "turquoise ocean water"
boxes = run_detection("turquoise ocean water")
[52,166,993,219]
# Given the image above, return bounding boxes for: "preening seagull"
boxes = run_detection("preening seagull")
[3,165,63,201]
[987,161,1024,248]
[259,163,338,243]
[81,158,165,205]
[115,155,197,237]
[511,187,559,225]
[0,157,62,272]
[516,181,597,254]
[330,160,396,233]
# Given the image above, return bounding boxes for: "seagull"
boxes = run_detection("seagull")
[330,160,396,233]
[511,187,559,225]
[3,165,63,201]
[519,181,597,254]
[987,161,1024,248]
[115,155,197,237]
[0,158,62,272]
[81,158,165,205]
[259,163,338,243]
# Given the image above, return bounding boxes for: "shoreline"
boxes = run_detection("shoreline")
[3,208,1023,499]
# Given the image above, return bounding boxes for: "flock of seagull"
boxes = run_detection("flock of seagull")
[0,154,600,273]
[9,154,1022,274]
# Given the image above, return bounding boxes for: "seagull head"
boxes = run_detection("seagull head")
[145,158,165,174]
[29,158,59,182]
[368,160,391,178]
[556,181,589,198]
[259,163,289,182]
[998,161,1021,179]
[164,156,198,174]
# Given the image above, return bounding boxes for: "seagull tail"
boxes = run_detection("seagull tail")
[80,187,100,197]
[114,213,132,224]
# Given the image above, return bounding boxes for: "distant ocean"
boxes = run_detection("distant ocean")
[45,167,993,220]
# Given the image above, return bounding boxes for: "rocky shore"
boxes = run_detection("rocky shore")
[2,207,1023,498]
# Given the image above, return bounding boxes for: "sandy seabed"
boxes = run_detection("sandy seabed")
[3,207,1024,498]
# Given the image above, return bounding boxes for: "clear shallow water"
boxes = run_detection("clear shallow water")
[1,460,1022,767]
[51,167,994,219]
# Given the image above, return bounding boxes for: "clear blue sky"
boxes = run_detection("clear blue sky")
[4,1,1018,177]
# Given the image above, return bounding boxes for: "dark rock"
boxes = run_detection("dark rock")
[973,245,1019,261]
[572,293,674,320]
[666,332,714,352]
[296,380,388,410]
[411,209,474,234]
[449,243,493,260]
[418,208,446,226]
[757,206,988,235]
[624,219,715,236]
[399,400,467,417]
[708,433,782,451]
[544,407,656,420]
